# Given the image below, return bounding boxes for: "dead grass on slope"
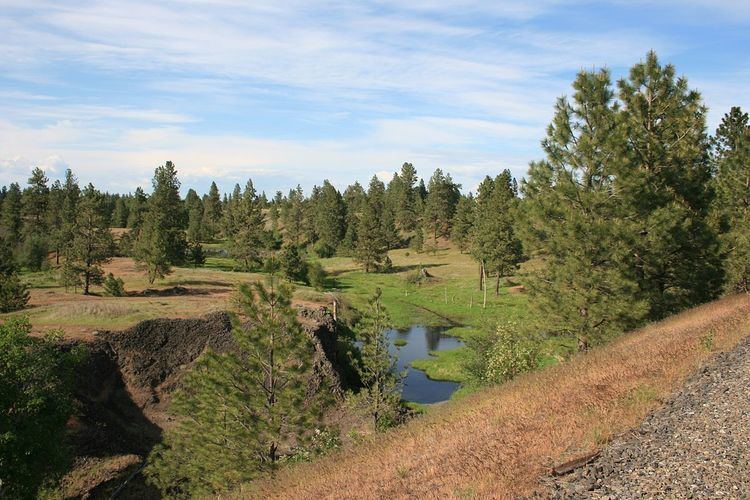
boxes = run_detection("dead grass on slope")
[240,294,750,499]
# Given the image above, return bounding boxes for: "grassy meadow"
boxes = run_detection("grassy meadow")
[5,239,545,387]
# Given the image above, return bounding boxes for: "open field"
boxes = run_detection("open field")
[242,293,750,498]
[5,243,536,383]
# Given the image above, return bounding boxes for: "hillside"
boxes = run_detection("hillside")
[243,294,750,498]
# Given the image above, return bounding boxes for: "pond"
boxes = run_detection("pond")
[386,325,464,404]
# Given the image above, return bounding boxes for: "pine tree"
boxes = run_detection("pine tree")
[450,194,475,253]
[111,196,129,228]
[522,68,647,351]
[616,51,721,317]
[0,183,22,244]
[134,162,187,283]
[422,168,460,243]
[395,162,419,231]
[126,187,147,231]
[46,180,64,264]
[185,188,204,243]
[280,243,307,283]
[0,238,29,312]
[201,181,223,240]
[230,180,266,271]
[471,171,523,294]
[145,280,321,496]
[312,180,345,257]
[354,189,388,273]
[340,182,367,255]
[283,185,306,245]
[711,106,750,293]
[351,288,402,429]
[186,242,206,268]
[21,167,49,236]
[65,184,114,295]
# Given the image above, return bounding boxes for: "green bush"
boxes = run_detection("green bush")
[103,273,126,297]
[313,241,335,258]
[465,323,538,385]
[0,317,84,498]
[21,235,49,272]
[307,262,329,291]
[0,273,30,313]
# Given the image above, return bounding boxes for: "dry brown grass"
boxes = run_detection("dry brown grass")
[238,294,750,499]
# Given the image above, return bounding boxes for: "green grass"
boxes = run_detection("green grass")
[393,338,408,347]
[410,347,470,382]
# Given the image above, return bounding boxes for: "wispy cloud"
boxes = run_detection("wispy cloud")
[0,0,747,193]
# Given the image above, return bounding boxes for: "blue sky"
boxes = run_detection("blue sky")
[1,0,748,196]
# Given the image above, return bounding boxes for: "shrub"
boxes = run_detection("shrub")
[307,262,328,291]
[379,255,393,273]
[103,273,126,297]
[21,235,49,272]
[0,273,30,313]
[186,243,206,268]
[465,323,538,385]
[0,317,84,497]
[313,241,335,258]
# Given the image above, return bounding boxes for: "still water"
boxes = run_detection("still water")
[385,325,464,404]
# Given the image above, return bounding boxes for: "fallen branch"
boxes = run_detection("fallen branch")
[550,450,601,476]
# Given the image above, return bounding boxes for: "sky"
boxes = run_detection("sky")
[1,0,749,196]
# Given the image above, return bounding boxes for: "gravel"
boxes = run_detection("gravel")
[550,335,750,499]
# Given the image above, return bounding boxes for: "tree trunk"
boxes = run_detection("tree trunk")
[478,262,483,291]
[495,272,501,296]
[83,273,90,295]
[482,261,487,309]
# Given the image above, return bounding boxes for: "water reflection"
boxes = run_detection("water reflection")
[385,325,464,404]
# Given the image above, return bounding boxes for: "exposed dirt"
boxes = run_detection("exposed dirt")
[60,306,344,499]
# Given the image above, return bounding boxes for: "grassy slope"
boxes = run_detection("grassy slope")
[242,293,750,499]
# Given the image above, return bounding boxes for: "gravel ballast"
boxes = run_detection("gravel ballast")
[551,334,750,498]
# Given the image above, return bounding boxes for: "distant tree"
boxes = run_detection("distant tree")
[201,181,223,241]
[46,180,64,264]
[21,167,49,236]
[351,288,402,429]
[230,180,266,271]
[306,261,329,291]
[0,183,22,244]
[186,242,207,269]
[145,281,322,496]
[185,188,204,243]
[102,272,126,297]
[0,316,82,498]
[340,182,367,255]
[394,162,419,231]
[312,180,345,257]
[280,243,307,283]
[134,162,187,283]
[450,194,475,253]
[522,68,647,351]
[711,106,750,293]
[283,185,306,245]
[126,187,148,231]
[422,168,460,243]
[111,195,129,228]
[65,184,114,295]
[471,172,523,294]
[354,196,388,273]
[0,239,29,312]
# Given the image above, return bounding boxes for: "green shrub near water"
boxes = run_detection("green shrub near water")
[465,323,538,385]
